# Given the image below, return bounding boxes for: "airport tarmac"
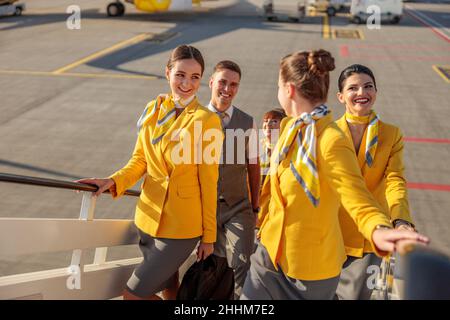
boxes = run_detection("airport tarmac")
[0,0,449,276]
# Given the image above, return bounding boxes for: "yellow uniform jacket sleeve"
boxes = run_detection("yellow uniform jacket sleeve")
[335,116,413,257]
[321,130,392,256]
[109,132,147,198]
[198,114,223,243]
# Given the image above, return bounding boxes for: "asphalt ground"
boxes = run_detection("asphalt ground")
[0,0,449,276]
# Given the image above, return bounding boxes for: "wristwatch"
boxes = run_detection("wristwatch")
[253,207,261,214]
[393,219,414,229]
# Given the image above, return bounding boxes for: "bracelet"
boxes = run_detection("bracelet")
[375,224,392,231]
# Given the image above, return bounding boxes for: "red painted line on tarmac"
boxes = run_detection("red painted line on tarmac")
[348,44,450,51]
[340,45,350,58]
[408,182,450,192]
[404,137,450,144]
[405,10,450,44]
[345,54,450,61]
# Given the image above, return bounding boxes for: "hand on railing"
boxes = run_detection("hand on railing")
[75,178,115,197]
[372,228,430,254]
[395,239,427,255]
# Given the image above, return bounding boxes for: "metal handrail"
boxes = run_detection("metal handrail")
[0,172,141,197]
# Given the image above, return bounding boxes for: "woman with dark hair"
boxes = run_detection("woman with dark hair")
[335,64,415,300]
[241,50,428,300]
[77,45,223,300]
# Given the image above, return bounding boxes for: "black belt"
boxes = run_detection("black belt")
[219,198,226,202]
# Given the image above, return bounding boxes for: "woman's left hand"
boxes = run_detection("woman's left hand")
[196,242,214,262]
[372,228,429,253]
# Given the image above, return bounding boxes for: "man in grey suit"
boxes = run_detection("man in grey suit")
[207,60,261,300]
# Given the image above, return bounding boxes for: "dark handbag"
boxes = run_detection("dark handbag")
[177,254,234,300]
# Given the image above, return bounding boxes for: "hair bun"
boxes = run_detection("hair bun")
[307,50,336,75]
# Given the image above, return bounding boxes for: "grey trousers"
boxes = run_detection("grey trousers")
[126,229,200,298]
[336,253,382,300]
[241,241,340,300]
[214,198,256,300]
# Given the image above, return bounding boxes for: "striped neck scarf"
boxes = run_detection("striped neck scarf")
[136,94,197,144]
[345,111,379,167]
[274,105,329,207]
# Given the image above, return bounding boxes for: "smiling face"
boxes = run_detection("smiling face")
[263,116,282,141]
[166,58,202,101]
[209,68,240,112]
[337,73,377,116]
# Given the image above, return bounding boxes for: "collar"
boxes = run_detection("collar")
[173,95,195,109]
[282,112,334,138]
[207,102,234,119]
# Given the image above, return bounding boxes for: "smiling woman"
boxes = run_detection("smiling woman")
[76,44,223,300]
[166,55,202,101]
[335,64,417,300]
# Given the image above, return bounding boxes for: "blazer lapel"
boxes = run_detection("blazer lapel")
[337,115,367,171]
[357,129,368,172]
[337,116,353,144]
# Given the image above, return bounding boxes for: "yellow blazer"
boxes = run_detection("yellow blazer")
[336,115,413,257]
[110,98,223,243]
[258,113,391,281]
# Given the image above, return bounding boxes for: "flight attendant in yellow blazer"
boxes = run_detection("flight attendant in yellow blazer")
[334,64,415,300]
[241,50,429,300]
[77,45,223,300]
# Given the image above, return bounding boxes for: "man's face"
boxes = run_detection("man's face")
[209,69,240,111]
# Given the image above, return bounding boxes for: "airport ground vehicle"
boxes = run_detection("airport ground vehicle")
[350,0,403,24]
[307,0,350,16]
[0,0,25,17]
[262,0,307,22]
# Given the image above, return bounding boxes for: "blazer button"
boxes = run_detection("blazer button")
[165,176,169,181]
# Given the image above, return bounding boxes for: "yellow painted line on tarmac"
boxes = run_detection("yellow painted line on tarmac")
[0,70,55,77]
[323,15,331,39]
[0,69,157,80]
[52,33,154,74]
[357,29,365,40]
[62,72,156,80]
[432,65,450,83]
[333,29,364,40]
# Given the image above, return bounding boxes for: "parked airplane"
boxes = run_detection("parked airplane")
[107,0,200,17]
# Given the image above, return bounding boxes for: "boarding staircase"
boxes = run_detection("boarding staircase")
[0,173,449,300]
[0,173,142,300]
